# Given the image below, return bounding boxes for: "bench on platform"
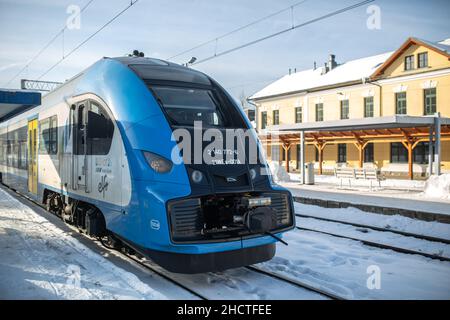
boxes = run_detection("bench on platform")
[334,167,383,189]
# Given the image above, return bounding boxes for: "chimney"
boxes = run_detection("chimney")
[321,62,329,75]
[328,54,337,70]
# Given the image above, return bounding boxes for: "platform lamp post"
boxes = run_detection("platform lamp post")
[434,112,441,176]
[300,130,305,184]
[428,125,433,177]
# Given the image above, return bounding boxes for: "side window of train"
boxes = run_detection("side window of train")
[86,101,114,155]
[39,115,58,155]
[76,104,85,155]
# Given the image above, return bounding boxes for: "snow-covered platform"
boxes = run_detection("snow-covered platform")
[282,176,450,223]
[0,186,194,300]
[1,185,449,299]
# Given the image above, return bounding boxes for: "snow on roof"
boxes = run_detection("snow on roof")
[414,37,450,55]
[250,51,393,100]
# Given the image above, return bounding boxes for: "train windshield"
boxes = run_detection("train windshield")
[150,86,244,128]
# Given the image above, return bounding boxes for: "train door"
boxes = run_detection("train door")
[27,119,38,194]
[73,102,88,191]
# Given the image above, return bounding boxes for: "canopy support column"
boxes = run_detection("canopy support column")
[353,140,369,169]
[314,142,325,175]
[401,139,421,180]
[281,141,291,173]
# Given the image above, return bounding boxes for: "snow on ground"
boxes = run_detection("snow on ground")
[424,174,450,200]
[297,216,450,259]
[0,188,169,300]
[0,186,323,300]
[2,183,450,300]
[260,229,450,299]
[294,202,450,241]
[290,173,426,190]
[268,161,291,182]
[145,263,326,300]
[283,181,450,216]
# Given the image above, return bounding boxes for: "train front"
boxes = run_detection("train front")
[111,57,295,273]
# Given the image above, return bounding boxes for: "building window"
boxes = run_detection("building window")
[39,115,57,155]
[315,103,323,121]
[390,142,408,163]
[418,52,428,68]
[247,109,255,122]
[296,145,301,169]
[395,92,407,114]
[261,111,267,129]
[338,144,346,163]
[424,88,436,115]
[340,100,349,119]
[271,145,280,162]
[315,148,319,162]
[414,142,432,164]
[404,55,414,71]
[364,143,374,163]
[273,110,279,125]
[364,97,374,117]
[295,107,302,123]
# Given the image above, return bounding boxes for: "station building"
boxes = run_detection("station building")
[249,37,450,179]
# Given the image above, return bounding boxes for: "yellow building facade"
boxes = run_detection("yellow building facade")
[250,37,450,178]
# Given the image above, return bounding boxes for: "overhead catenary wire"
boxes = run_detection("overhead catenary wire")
[192,0,375,66]
[3,0,96,87]
[166,0,309,61]
[37,0,140,80]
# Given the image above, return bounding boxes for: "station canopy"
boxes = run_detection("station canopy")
[0,89,41,122]
[259,115,450,180]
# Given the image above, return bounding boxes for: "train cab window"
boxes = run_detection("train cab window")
[86,101,114,155]
[39,115,57,155]
[150,86,245,128]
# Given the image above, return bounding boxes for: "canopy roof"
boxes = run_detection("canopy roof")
[269,115,450,133]
[0,89,41,122]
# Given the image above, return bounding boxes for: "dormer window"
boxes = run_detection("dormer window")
[404,55,414,71]
[418,52,428,68]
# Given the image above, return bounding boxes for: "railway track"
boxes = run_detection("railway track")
[102,241,339,300]
[295,225,450,262]
[1,185,208,300]
[99,241,209,300]
[245,265,344,300]
[296,213,450,245]
[3,185,337,300]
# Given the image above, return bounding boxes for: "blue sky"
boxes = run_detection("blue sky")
[0,0,449,99]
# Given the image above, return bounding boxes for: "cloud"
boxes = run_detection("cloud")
[0,62,24,72]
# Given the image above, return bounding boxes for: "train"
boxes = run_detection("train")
[0,56,295,273]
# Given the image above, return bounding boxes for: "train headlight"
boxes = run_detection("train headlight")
[191,170,203,183]
[142,151,173,173]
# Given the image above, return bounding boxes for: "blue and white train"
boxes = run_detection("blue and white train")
[0,56,295,273]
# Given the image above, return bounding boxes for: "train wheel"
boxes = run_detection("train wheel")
[45,192,62,215]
